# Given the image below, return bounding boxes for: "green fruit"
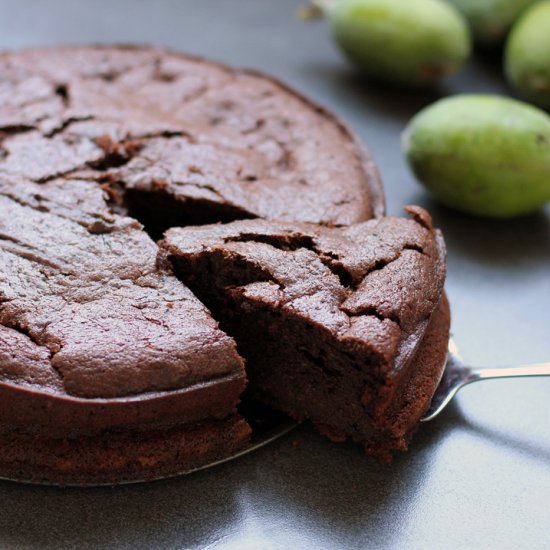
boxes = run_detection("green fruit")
[403,95,550,218]
[328,0,471,87]
[505,1,550,111]
[448,0,537,47]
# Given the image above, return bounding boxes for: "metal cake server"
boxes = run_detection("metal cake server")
[421,340,550,422]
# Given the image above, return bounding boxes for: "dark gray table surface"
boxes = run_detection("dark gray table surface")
[0,1,549,548]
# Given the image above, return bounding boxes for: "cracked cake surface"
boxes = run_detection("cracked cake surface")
[0,177,244,400]
[0,177,251,483]
[162,209,449,459]
[0,44,384,234]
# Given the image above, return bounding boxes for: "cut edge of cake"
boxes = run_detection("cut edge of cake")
[161,209,449,460]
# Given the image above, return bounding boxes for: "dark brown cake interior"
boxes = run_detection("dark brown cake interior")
[167,245,382,436]
[123,187,256,241]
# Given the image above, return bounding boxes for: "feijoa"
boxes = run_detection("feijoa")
[448,0,537,47]
[328,0,471,87]
[403,95,550,217]
[505,1,550,111]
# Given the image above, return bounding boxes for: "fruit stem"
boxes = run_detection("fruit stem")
[297,0,335,20]
[311,0,337,12]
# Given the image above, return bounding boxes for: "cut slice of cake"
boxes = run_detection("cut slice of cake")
[161,207,450,460]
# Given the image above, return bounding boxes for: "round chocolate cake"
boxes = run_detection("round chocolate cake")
[0,46,449,484]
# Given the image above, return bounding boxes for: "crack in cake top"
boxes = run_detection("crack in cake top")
[161,209,447,378]
[0,45,384,227]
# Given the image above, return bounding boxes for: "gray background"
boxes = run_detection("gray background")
[0,1,549,548]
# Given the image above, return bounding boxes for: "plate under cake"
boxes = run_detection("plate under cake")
[162,207,450,460]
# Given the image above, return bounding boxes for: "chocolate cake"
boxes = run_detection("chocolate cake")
[0,45,448,484]
[162,209,449,460]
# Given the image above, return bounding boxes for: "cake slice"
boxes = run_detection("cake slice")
[0,177,249,484]
[161,207,450,460]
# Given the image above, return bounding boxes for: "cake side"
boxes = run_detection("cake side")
[0,413,250,486]
[364,293,450,460]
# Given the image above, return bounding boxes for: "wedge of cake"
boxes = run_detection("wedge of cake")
[161,207,449,460]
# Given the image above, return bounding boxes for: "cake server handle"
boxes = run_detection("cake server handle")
[421,354,550,422]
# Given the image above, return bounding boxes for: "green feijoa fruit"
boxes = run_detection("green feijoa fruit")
[328,0,471,87]
[505,1,550,111]
[402,95,550,218]
[448,0,537,48]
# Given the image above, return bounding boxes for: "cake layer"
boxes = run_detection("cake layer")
[0,413,251,486]
[161,209,448,458]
